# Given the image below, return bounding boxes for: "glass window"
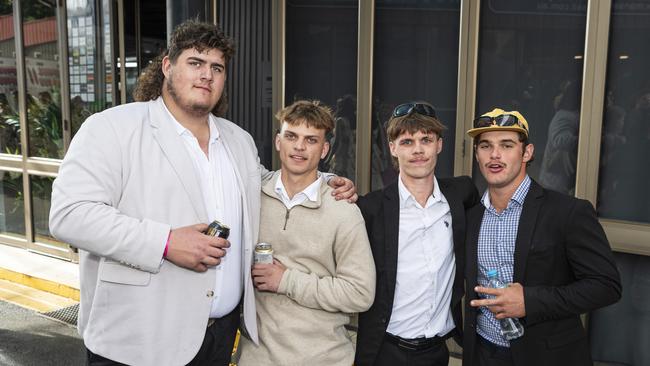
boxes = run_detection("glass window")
[22,1,64,159]
[30,175,55,242]
[285,0,358,179]
[0,1,20,155]
[474,0,587,194]
[370,1,461,190]
[67,0,117,136]
[217,0,274,168]
[0,170,25,237]
[596,1,650,223]
[589,252,650,365]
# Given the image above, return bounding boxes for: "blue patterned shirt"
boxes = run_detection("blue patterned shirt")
[476,175,531,347]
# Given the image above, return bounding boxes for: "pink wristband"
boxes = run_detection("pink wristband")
[163,231,171,258]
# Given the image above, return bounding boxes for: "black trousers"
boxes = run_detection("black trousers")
[86,306,240,366]
[475,336,514,366]
[373,335,450,366]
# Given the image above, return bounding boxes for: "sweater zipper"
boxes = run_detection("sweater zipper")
[283,208,291,230]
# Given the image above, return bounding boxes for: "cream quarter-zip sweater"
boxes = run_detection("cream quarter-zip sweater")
[238,171,376,366]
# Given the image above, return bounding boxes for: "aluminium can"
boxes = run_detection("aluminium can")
[205,220,230,239]
[254,242,273,264]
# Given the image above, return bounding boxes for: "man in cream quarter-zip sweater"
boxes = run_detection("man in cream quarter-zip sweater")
[237,100,376,366]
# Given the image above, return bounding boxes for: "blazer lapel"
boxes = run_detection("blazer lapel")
[466,204,484,294]
[148,98,208,222]
[216,118,249,232]
[513,180,544,284]
[383,182,400,309]
[439,179,464,260]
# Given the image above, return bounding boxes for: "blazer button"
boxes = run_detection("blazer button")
[207,290,214,297]
[381,317,386,324]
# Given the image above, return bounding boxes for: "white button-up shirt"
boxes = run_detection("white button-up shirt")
[274,172,322,209]
[164,104,243,318]
[386,176,456,338]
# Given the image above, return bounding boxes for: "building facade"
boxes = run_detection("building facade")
[1,0,648,364]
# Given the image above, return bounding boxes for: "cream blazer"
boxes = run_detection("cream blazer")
[50,97,262,365]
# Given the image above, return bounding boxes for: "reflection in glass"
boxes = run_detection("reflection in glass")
[0,171,25,237]
[597,2,650,223]
[0,1,20,155]
[538,79,581,194]
[22,1,63,159]
[30,175,54,241]
[285,0,358,180]
[370,1,460,190]
[67,0,116,136]
[113,0,166,105]
[474,1,587,194]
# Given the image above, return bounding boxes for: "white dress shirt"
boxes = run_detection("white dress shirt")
[386,175,456,338]
[273,172,322,209]
[164,104,243,318]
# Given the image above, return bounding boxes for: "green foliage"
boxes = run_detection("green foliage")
[21,0,56,21]
[26,90,64,158]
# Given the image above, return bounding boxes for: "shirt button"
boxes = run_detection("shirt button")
[207,290,214,297]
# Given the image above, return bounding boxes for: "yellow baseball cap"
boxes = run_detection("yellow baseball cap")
[466,108,529,138]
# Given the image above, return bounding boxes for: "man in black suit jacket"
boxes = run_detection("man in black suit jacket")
[463,108,621,366]
[355,102,479,366]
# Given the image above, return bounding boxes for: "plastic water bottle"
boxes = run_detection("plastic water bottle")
[486,269,524,340]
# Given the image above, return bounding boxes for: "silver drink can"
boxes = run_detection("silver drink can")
[254,243,273,264]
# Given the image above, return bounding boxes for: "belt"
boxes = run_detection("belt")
[384,332,448,351]
[207,318,216,328]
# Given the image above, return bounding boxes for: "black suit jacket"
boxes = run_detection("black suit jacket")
[463,180,622,366]
[355,176,479,366]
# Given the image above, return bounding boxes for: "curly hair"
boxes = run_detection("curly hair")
[132,20,235,117]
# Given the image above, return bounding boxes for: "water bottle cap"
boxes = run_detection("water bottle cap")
[487,269,498,277]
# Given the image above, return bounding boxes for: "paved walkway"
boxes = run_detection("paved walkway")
[0,299,85,366]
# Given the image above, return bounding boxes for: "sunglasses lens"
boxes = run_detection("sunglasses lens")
[494,115,518,127]
[474,116,494,128]
[393,103,414,117]
[414,104,437,118]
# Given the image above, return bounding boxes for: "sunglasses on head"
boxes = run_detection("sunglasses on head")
[473,114,528,132]
[392,102,437,119]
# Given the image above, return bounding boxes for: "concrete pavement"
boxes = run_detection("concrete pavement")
[0,299,85,366]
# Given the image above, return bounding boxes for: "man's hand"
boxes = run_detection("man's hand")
[327,176,358,203]
[165,223,230,273]
[252,259,286,293]
[470,283,526,319]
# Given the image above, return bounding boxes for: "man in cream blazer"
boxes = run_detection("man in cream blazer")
[50,21,263,365]
[52,97,264,365]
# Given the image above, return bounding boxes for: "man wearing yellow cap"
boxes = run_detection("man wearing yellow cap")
[462,108,621,366]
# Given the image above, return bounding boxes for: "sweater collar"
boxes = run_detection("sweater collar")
[262,171,326,209]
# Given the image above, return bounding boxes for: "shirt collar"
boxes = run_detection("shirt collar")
[274,171,323,203]
[397,175,445,209]
[481,174,532,211]
[161,99,220,142]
